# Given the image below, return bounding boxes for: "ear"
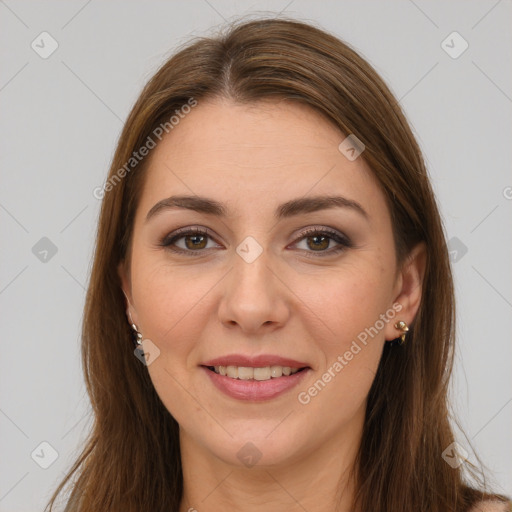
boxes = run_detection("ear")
[384,241,427,341]
[117,260,138,327]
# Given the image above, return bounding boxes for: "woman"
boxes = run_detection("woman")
[45,17,510,512]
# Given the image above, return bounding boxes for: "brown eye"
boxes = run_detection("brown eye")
[292,227,352,257]
[160,227,220,255]
[305,234,330,251]
[183,233,208,250]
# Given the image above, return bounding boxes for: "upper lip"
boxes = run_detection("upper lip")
[201,354,310,369]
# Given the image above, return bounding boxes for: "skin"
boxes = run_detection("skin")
[118,97,427,512]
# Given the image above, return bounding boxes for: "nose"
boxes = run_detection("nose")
[217,244,290,335]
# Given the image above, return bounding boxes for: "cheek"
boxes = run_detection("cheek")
[323,280,387,374]
[295,264,391,399]
[298,262,392,346]
[131,264,212,425]
[130,260,211,357]
[293,275,388,425]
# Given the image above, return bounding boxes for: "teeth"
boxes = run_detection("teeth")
[270,365,283,378]
[212,365,303,380]
[226,366,238,378]
[254,367,271,380]
[238,367,253,380]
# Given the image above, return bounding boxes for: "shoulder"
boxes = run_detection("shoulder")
[468,500,511,512]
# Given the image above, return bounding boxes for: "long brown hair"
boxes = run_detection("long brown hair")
[45,16,509,512]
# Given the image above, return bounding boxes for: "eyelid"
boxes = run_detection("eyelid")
[160,226,220,249]
[290,226,353,257]
[293,226,351,245]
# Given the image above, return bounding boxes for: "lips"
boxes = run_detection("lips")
[201,354,310,368]
[202,366,310,401]
[200,354,311,401]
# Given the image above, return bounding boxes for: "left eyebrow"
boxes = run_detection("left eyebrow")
[145,194,369,223]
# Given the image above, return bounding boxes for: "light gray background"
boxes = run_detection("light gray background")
[1,1,511,510]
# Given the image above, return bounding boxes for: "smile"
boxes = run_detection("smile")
[207,365,305,381]
[201,363,310,401]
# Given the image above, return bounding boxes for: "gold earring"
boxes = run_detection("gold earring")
[393,321,409,345]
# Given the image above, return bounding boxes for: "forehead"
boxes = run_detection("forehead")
[155,98,344,165]
[137,98,387,222]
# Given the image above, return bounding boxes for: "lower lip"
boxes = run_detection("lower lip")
[201,366,310,401]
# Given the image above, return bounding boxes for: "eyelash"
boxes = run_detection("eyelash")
[159,226,352,258]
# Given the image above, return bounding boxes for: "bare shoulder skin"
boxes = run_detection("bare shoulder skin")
[469,500,512,512]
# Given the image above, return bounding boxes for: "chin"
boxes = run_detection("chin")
[203,428,308,469]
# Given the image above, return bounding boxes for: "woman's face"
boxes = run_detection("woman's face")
[119,97,422,469]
